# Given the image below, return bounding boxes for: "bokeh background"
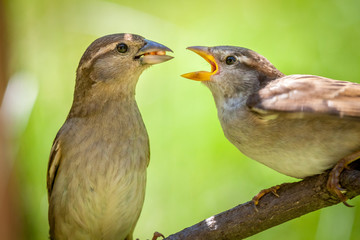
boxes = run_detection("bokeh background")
[1,0,360,239]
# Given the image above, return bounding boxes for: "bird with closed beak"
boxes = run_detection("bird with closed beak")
[47,33,173,240]
[182,46,360,205]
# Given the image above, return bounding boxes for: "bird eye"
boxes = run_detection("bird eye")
[116,43,128,53]
[225,56,236,65]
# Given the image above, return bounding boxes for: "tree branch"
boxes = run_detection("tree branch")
[164,167,360,240]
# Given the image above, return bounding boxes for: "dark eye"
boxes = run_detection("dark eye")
[225,56,236,65]
[116,43,128,53]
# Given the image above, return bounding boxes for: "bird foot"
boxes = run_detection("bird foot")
[327,150,360,207]
[252,185,281,209]
[152,231,165,240]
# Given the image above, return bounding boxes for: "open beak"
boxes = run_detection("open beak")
[181,46,218,81]
[136,39,173,65]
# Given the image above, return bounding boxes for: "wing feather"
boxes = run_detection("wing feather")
[247,75,360,119]
[47,133,62,199]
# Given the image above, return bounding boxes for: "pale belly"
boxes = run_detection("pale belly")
[49,116,149,239]
[221,114,360,178]
[50,164,147,240]
[48,99,150,239]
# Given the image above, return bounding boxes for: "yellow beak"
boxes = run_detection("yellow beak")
[181,46,218,81]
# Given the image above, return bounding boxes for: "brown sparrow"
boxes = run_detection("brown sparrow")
[182,46,360,205]
[47,33,173,239]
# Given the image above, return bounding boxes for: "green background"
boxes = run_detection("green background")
[5,0,360,239]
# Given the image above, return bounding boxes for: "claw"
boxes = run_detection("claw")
[152,232,165,240]
[271,188,280,198]
[327,150,360,207]
[252,185,281,207]
[252,201,259,212]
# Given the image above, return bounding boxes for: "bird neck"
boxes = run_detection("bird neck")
[206,79,255,111]
[68,75,139,118]
[213,92,248,112]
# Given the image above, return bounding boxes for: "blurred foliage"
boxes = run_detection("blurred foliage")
[4,0,360,239]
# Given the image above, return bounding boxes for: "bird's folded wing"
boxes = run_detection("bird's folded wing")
[247,75,360,119]
[47,134,62,199]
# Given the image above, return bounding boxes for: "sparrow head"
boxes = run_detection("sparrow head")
[182,46,283,101]
[74,33,173,100]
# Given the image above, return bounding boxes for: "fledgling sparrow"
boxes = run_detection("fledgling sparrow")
[182,46,360,204]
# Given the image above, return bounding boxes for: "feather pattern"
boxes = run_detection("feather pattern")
[47,134,62,199]
[247,74,360,119]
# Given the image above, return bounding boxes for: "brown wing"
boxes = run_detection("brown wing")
[47,132,62,200]
[247,74,360,119]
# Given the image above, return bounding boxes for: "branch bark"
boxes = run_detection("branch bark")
[164,167,360,240]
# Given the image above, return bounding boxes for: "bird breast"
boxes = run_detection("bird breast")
[218,104,360,179]
[51,100,149,239]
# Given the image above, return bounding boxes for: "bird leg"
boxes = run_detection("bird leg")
[327,150,360,207]
[252,185,281,206]
[151,231,165,240]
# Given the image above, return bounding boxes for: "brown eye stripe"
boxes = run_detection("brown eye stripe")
[80,43,118,69]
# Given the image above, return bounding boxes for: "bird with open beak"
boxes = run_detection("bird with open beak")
[47,33,173,240]
[182,46,360,206]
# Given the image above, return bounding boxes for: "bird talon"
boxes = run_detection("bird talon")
[271,186,280,197]
[335,185,346,192]
[343,201,354,208]
[252,201,259,212]
[327,176,348,204]
[252,185,281,207]
[272,191,280,198]
[152,231,165,240]
[252,195,261,206]
[339,188,347,193]
[327,151,360,207]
